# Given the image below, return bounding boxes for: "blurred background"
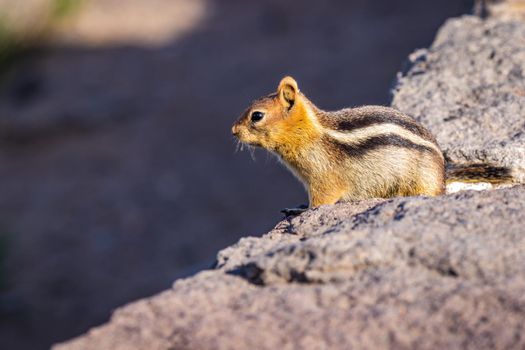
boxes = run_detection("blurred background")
[0,0,472,348]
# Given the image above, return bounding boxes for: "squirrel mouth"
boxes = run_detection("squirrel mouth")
[238,137,263,148]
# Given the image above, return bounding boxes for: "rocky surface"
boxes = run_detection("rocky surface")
[392,15,525,181]
[56,186,525,350]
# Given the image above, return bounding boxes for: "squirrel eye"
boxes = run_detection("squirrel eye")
[251,111,264,122]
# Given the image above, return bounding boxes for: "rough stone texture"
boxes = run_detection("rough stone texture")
[392,16,525,181]
[55,186,525,350]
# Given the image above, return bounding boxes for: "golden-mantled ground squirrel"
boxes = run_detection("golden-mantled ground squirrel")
[232,77,513,213]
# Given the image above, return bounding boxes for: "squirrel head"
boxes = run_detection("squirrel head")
[232,76,317,151]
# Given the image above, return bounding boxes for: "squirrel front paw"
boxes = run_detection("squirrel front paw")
[280,204,308,217]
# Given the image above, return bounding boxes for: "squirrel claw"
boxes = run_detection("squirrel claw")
[281,204,308,217]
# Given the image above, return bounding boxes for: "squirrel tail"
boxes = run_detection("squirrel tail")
[445,163,514,185]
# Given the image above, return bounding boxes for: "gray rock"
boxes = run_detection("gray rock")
[54,185,525,350]
[216,198,383,271]
[392,16,525,182]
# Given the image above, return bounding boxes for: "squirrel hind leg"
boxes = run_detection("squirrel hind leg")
[415,174,446,196]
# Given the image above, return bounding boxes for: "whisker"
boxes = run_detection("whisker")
[232,138,256,161]
[235,139,242,153]
[248,145,256,161]
[264,150,272,164]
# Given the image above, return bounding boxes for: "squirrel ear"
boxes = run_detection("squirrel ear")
[277,76,299,109]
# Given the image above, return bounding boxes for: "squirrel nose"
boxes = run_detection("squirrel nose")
[232,124,239,136]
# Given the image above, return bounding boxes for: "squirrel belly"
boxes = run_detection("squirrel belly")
[232,76,446,207]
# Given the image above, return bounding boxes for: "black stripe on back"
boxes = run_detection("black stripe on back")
[334,114,436,144]
[324,133,439,158]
